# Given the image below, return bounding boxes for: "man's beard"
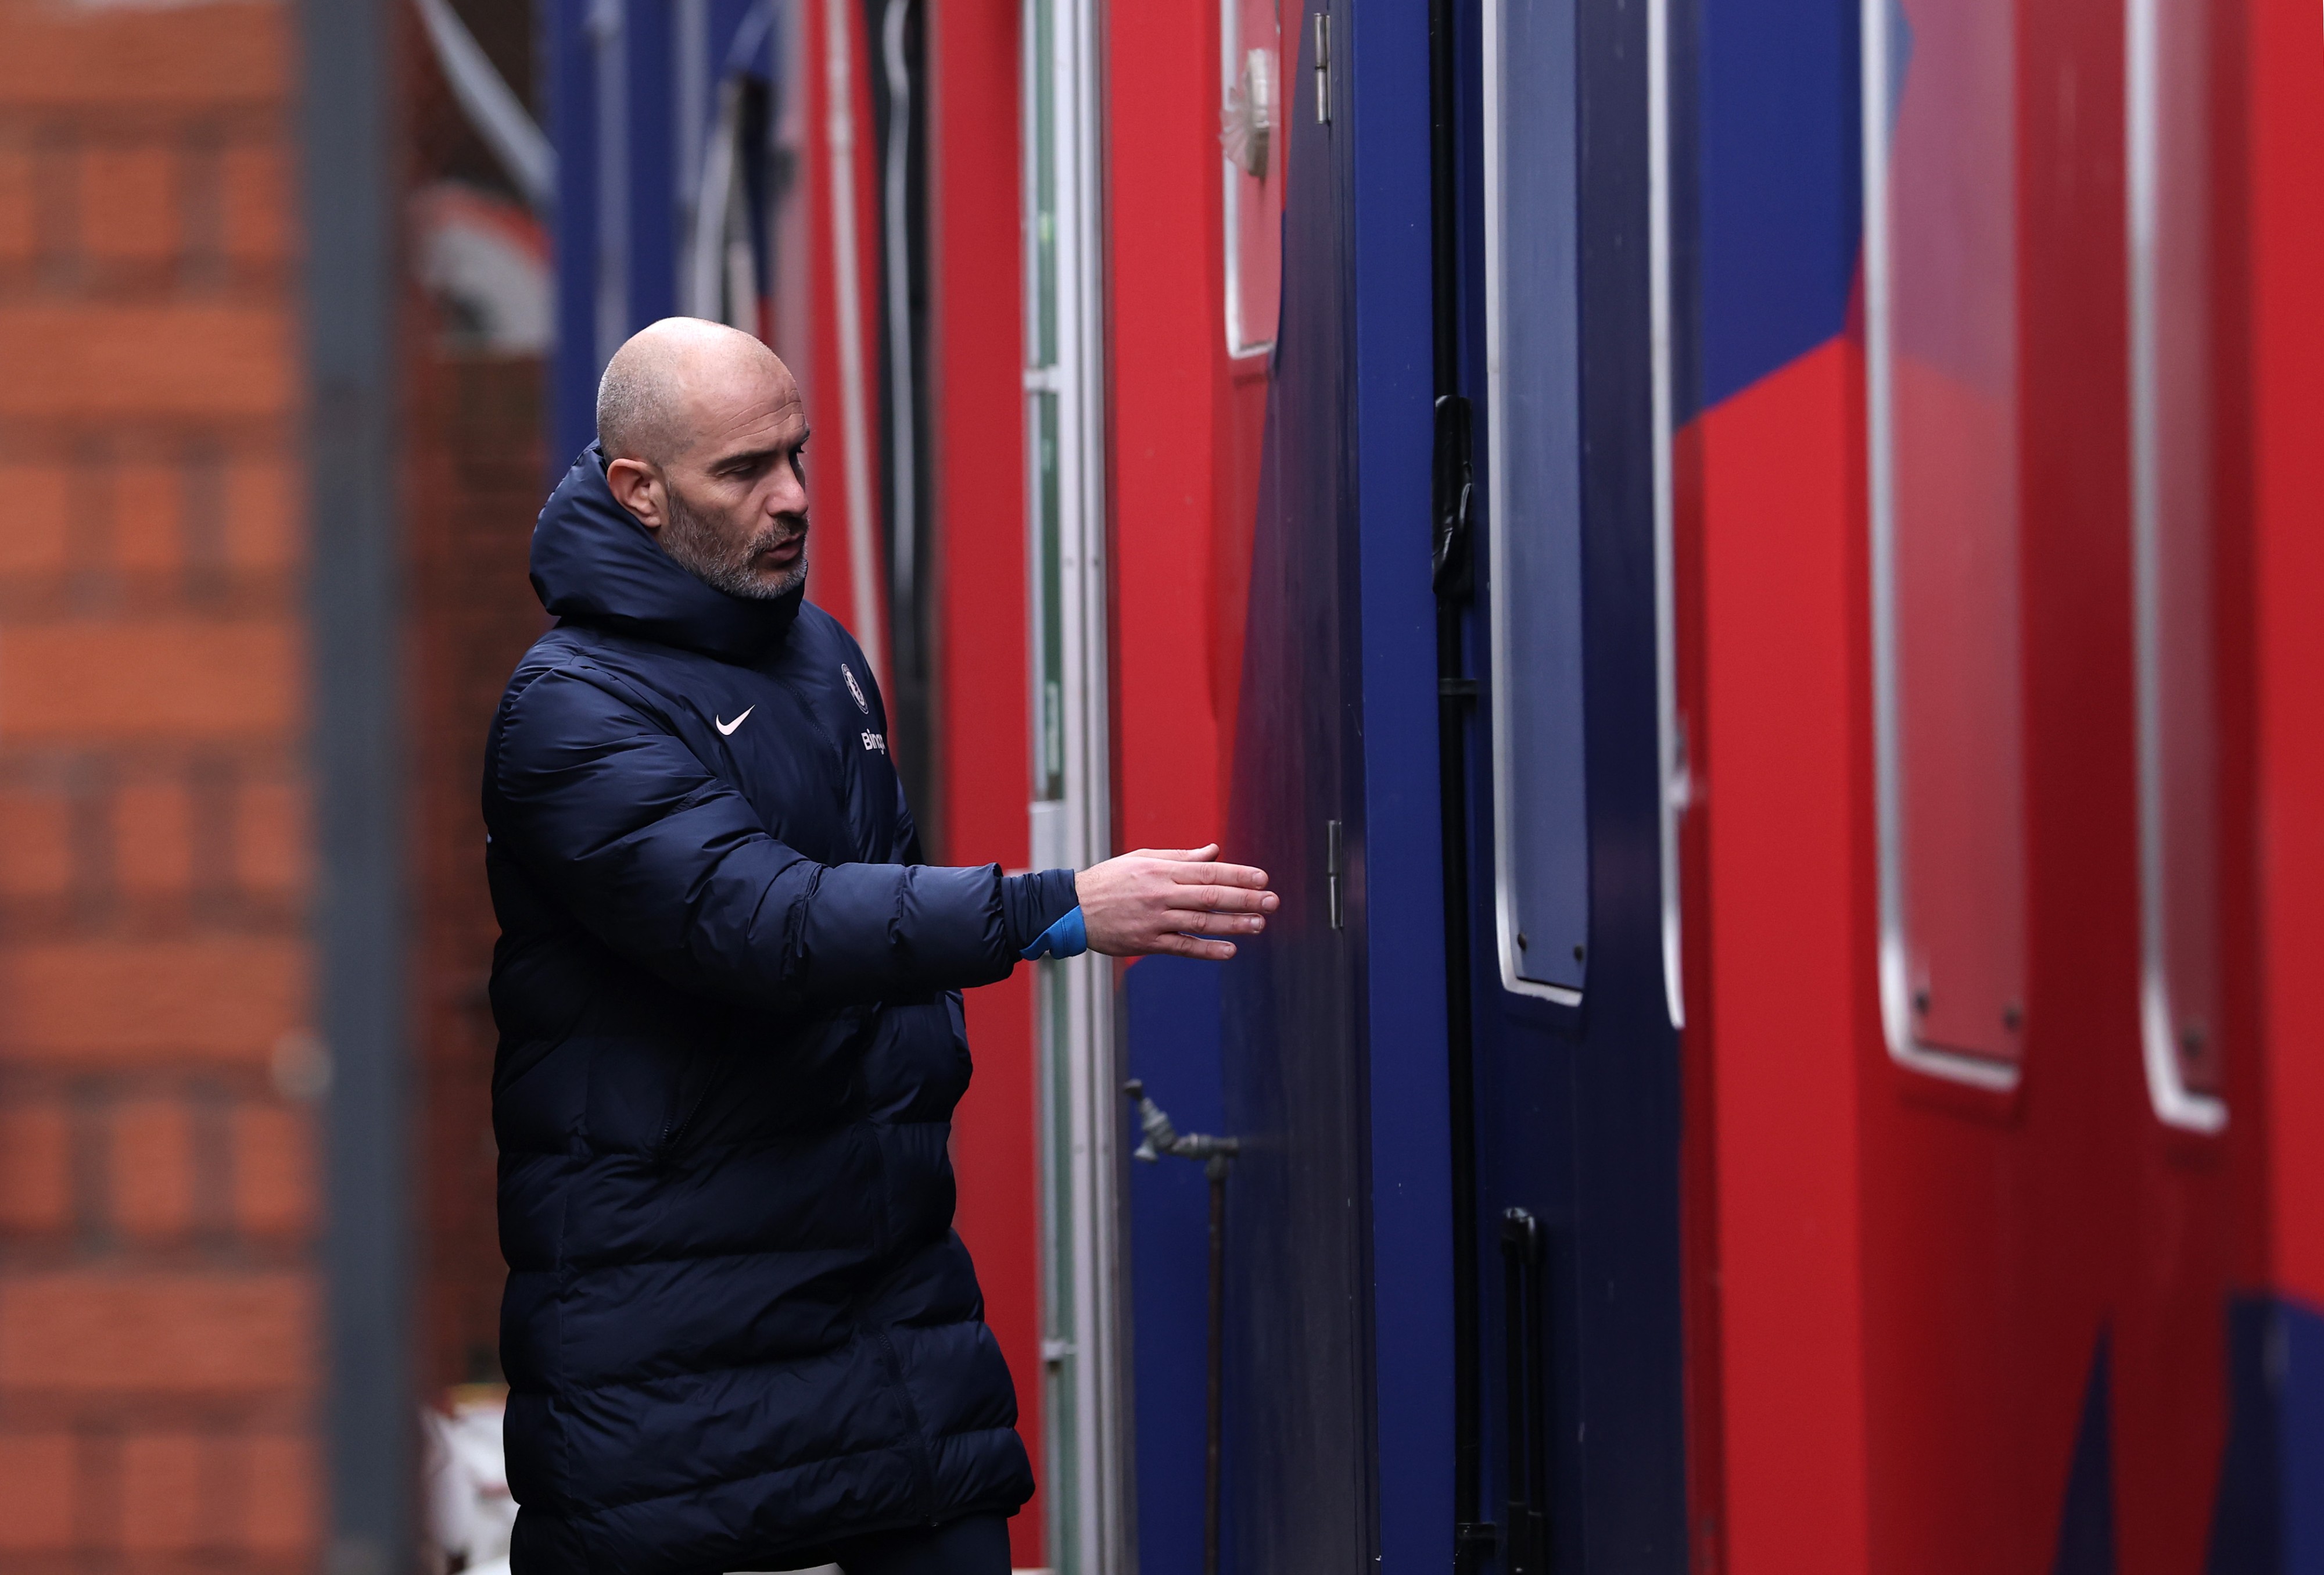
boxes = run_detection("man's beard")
[661,486,808,600]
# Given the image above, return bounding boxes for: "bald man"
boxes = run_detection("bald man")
[483,318,1276,1574]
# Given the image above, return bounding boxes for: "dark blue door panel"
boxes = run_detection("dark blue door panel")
[1458,0,1691,1562]
[1211,10,1373,1567]
[1138,0,1688,1565]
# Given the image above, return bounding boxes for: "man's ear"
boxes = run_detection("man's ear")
[605,456,666,531]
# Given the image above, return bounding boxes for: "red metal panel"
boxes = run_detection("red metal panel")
[1696,341,1875,1575]
[1106,0,1268,855]
[2248,0,2324,1306]
[931,0,1042,1562]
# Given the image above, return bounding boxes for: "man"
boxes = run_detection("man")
[485,317,1275,1574]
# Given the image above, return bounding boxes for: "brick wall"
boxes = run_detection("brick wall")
[403,0,546,1404]
[0,2,317,1568]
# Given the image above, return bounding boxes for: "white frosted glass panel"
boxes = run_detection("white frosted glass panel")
[1485,0,1589,1001]
[1868,0,2028,1077]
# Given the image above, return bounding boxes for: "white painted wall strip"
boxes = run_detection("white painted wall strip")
[823,0,890,672]
[881,0,920,611]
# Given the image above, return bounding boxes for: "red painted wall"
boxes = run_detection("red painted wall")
[930,0,1043,1565]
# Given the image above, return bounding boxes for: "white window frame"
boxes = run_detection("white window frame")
[1023,0,1132,1563]
[2127,0,2228,1133]
[1860,0,2024,1091]
[1648,0,1687,1030]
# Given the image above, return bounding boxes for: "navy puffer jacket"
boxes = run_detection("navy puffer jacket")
[486,448,1060,1573]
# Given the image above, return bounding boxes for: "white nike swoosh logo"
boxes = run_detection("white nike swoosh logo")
[715,707,754,736]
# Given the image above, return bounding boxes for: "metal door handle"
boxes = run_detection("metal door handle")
[1500,1208,1551,1573]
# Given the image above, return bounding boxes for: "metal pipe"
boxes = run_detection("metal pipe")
[1125,1080,1238,1575]
[1204,1158,1228,1575]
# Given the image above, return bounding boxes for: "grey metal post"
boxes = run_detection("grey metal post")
[298,0,414,1570]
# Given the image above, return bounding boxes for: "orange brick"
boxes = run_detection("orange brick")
[0,784,74,897]
[112,461,185,574]
[0,1103,70,1235]
[0,464,72,577]
[0,145,33,266]
[243,1432,317,1554]
[0,938,305,1062]
[232,776,307,896]
[0,1434,75,1551]
[0,620,300,740]
[81,145,178,266]
[0,6,288,109]
[231,1103,313,1238]
[113,778,195,896]
[0,306,292,420]
[120,1432,207,1551]
[224,456,298,572]
[220,143,289,266]
[0,1270,314,1393]
[113,1097,195,1240]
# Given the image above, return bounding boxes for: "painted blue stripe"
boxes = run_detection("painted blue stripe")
[1696,0,1863,410]
[1348,0,1458,1565]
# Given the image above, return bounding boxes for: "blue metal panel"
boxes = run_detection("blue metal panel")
[550,1,773,467]
[2206,1294,2324,1574]
[1215,6,1373,1565]
[624,2,677,327]
[1215,0,1687,1563]
[1346,0,1459,1567]
[1452,0,1691,1556]
[1122,957,1228,1575]
[1695,0,1861,410]
[550,0,602,465]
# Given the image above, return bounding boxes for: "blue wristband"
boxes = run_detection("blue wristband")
[1020,905,1088,960]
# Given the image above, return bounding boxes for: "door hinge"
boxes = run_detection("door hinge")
[1314,10,1332,125]
[1433,393,1475,600]
[1326,818,1344,929]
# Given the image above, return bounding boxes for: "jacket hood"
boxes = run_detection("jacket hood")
[529,442,804,662]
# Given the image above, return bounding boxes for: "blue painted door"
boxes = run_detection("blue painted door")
[1448,0,1694,1564]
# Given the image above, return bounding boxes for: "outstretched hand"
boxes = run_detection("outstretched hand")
[1075,844,1278,961]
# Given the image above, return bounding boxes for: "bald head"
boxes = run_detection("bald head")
[597,317,795,466]
[597,318,813,601]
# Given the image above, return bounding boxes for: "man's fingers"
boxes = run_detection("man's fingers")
[1167,861,1271,891]
[1161,884,1275,914]
[1129,844,1221,862]
[1152,932,1237,961]
[1159,909,1267,937]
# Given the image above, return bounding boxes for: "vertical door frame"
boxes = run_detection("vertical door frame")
[1024,0,1129,1562]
